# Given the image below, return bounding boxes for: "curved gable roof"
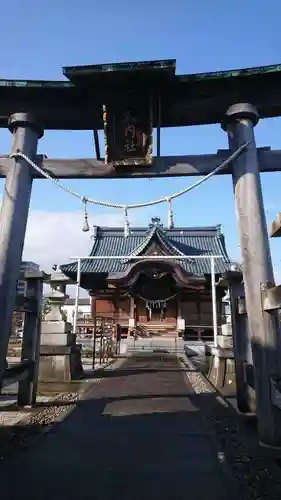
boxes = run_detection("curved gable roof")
[60,224,231,278]
[121,224,191,263]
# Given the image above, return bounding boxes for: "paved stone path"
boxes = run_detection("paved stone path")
[0,354,233,500]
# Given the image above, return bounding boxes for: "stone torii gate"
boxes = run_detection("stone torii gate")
[1,60,281,449]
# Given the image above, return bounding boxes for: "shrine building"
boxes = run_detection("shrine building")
[60,217,231,340]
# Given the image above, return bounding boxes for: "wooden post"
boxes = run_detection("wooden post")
[100,318,104,365]
[211,257,218,347]
[17,272,45,406]
[222,103,281,447]
[0,113,43,383]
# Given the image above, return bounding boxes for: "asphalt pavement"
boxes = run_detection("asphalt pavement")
[0,353,233,500]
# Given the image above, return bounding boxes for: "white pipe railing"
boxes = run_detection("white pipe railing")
[210,257,218,347]
[73,257,81,334]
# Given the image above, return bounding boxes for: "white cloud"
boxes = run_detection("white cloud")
[22,210,127,272]
[22,210,132,297]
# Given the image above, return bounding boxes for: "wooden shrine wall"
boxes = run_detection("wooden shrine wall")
[180,297,216,327]
[93,297,130,321]
[91,293,219,328]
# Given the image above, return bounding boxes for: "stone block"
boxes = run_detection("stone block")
[216,334,233,349]
[208,347,236,395]
[41,320,72,334]
[39,345,83,382]
[221,323,232,336]
[40,332,75,346]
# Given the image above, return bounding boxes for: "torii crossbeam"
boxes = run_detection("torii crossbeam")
[0,146,280,178]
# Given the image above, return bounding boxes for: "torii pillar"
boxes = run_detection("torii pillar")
[222,103,281,449]
[0,113,43,383]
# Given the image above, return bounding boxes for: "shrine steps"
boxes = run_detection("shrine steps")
[136,323,178,338]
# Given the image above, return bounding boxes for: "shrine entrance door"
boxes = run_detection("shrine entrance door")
[150,306,166,322]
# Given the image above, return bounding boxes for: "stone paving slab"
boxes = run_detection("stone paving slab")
[0,353,233,500]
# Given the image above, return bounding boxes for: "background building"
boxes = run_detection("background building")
[62,298,92,335]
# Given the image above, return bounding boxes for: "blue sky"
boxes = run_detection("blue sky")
[0,0,281,277]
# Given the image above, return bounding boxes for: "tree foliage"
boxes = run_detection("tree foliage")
[42,296,52,319]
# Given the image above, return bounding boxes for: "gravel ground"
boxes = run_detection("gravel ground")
[0,392,78,460]
[182,356,281,500]
[0,361,116,461]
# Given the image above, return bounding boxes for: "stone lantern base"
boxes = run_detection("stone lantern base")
[39,320,83,382]
[39,344,83,382]
[39,272,83,383]
[208,346,236,394]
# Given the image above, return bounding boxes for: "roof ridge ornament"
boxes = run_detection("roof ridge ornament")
[149,216,162,228]
[120,216,195,265]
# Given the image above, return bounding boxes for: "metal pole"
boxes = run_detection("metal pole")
[92,297,97,370]
[92,326,97,369]
[0,113,43,382]
[211,257,218,347]
[73,258,81,335]
[223,103,281,448]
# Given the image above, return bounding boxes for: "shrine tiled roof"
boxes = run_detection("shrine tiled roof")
[60,222,231,278]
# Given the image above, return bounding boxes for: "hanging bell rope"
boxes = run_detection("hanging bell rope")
[167,198,174,229]
[82,196,90,232]
[124,205,130,238]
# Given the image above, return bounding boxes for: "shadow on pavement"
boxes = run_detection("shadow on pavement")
[0,353,279,500]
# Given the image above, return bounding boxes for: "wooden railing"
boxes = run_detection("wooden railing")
[77,315,93,324]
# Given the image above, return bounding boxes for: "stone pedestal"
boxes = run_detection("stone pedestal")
[39,345,82,382]
[208,323,236,393]
[39,272,83,383]
[208,346,236,394]
[39,321,83,382]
